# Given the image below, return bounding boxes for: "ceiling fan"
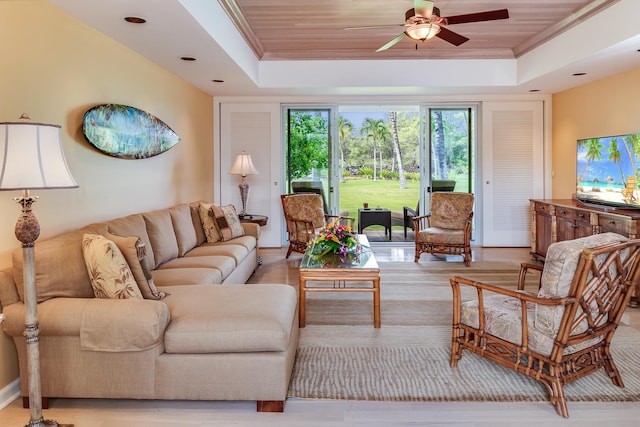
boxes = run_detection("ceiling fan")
[345,0,509,52]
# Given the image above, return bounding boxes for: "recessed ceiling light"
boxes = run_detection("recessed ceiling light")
[572,72,587,76]
[212,79,224,83]
[124,16,146,24]
[180,57,196,61]
[529,89,540,92]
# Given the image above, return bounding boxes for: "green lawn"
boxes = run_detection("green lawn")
[338,179,420,222]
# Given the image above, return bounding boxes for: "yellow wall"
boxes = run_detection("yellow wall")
[552,67,640,198]
[0,2,213,391]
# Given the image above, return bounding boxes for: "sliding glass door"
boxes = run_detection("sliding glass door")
[284,108,339,214]
[283,104,476,239]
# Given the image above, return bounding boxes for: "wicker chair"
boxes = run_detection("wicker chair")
[280,193,353,258]
[412,192,474,265]
[450,233,640,417]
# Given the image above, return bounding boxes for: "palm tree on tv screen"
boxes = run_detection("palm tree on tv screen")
[578,138,604,182]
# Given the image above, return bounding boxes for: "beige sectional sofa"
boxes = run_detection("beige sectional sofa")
[0,201,299,412]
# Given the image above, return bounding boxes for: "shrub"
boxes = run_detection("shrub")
[359,167,373,179]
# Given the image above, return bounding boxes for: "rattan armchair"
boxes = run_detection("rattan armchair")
[412,192,474,265]
[450,233,640,417]
[280,193,353,258]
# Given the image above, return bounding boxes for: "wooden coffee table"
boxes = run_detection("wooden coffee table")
[298,235,380,328]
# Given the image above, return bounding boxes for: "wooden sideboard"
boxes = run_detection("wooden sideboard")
[530,199,640,306]
[530,199,640,261]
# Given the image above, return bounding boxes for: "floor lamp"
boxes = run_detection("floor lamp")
[0,114,78,427]
[228,151,258,216]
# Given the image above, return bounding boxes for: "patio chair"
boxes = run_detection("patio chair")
[280,193,353,258]
[412,192,474,265]
[450,233,640,417]
[391,202,418,238]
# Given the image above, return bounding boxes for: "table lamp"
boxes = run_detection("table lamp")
[0,114,78,427]
[228,151,258,216]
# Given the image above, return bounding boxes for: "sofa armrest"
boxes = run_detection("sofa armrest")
[242,222,260,241]
[80,298,170,352]
[0,268,20,307]
[2,297,170,353]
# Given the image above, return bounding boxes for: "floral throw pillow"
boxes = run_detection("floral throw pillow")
[82,234,143,299]
[210,204,245,241]
[199,202,221,243]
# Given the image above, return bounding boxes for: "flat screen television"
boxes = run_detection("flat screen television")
[576,132,640,209]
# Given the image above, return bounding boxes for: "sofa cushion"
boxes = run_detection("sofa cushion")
[12,227,95,303]
[210,204,245,241]
[156,256,236,280]
[162,284,297,353]
[151,268,223,287]
[105,232,166,300]
[199,202,221,243]
[169,204,197,257]
[82,234,143,299]
[105,214,155,271]
[143,210,179,268]
[0,269,19,307]
[80,298,170,352]
[184,244,249,265]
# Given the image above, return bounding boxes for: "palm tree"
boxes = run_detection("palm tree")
[360,118,390,181]
[389,112,407,189]
[623,134,640,178]
[338,116,353,183]
[577,138,604,182]
[432,110,447,181]
[607,139,625,185]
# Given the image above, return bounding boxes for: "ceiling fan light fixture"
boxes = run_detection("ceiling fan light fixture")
[405,23,440,41]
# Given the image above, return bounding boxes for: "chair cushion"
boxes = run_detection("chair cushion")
[162,284,297,353]
[284,193,325,229]
[535,232,628,336]
[417,228,465,244]
[461,293,601,356]
[429,192,474,230]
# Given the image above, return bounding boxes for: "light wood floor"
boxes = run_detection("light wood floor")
[1,246,639,426]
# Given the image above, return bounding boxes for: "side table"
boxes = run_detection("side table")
[239,214,268,227]
[239,214,268,265]
[358,208,392,240]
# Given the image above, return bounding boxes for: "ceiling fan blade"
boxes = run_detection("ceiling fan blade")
[436,27,469,46]
[444,9,509,25]
[414,0,434,18]
[376,33,407,52]
[344,24,405,31]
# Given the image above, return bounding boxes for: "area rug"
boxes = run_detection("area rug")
[288,260,640,402]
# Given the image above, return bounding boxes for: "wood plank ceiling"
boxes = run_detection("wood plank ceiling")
[219,0,615,61]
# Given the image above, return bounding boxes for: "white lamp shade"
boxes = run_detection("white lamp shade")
[228,151,259,176]
[0,121,78,190]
